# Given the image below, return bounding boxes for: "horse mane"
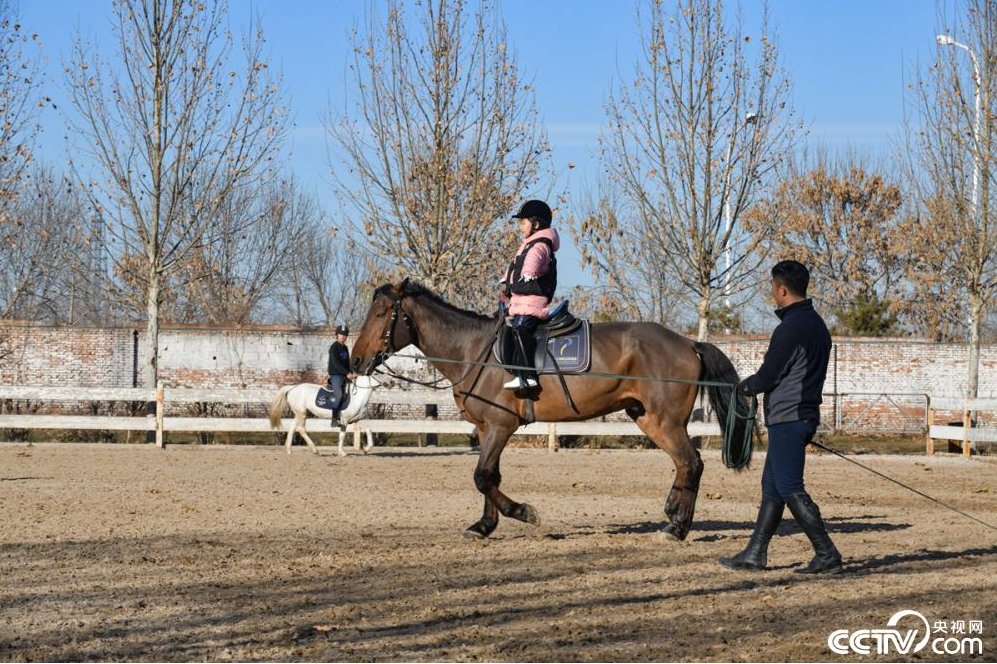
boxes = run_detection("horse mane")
[374,281,496,325]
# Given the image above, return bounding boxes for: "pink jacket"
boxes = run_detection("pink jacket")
[504,227,560,318]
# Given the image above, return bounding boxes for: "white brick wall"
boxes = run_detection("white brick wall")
[2,326,994,408]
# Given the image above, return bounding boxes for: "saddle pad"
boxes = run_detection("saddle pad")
[539,321,591,373]
[315,387,350,411]
[493,321,591,375]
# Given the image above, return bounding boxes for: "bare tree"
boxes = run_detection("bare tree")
[0,167,85,324]
[568,184,685,325]
[66,0,288,386]
[173,178,309,324]
[0,0,45,354]
[573,0,798,339]
[0,0,42,207]
[902,0,996,396]
[269,188,369,328]
[745,150,907,336]
[328,0,551,308]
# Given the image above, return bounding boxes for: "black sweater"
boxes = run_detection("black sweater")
[745,299,831,426]
[328,341,351,376]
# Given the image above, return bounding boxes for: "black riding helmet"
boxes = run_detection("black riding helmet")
[335,324,349,336]
[512,199,553,233]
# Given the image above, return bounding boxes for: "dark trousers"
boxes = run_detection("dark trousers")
[510,314,540,379]
[327,374,347,411]
[761,419,818,503]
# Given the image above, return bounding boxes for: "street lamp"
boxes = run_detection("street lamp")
[937,33,985,409]
[936,34,982,222]
[721,112,759,316]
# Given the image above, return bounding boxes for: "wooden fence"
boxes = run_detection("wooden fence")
[0,383,722,452]
[926,396,997,457]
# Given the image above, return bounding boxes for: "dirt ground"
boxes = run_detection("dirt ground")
[0,442,994,662]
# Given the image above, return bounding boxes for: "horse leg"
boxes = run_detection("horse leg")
[632,412,704,541]
[464,427,540,539]
[298,418,319,454]
[284,415,296,454]
[337,430,347,457]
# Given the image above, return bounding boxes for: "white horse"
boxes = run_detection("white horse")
[268,376,380,456]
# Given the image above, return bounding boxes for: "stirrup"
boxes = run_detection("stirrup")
[503,377,538,390]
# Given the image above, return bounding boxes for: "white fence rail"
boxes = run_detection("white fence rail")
[0,383,722,451]
[926,396,997,457]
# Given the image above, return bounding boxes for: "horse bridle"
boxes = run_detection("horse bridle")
[360,289,416,376]
[367,287,504,391]
[381,289,416,356]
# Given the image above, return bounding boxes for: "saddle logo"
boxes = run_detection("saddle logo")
[828,610,984,656]
[554,337,578,361]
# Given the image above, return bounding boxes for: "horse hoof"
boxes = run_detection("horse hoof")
[520,504,541,526]
[464,518,497,539]
[337,451,347,458]
[659,522,687,541]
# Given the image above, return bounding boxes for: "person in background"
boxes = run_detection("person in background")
[327,324,356,422]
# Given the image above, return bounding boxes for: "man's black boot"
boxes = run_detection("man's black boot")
[331,409,340,424]
[720,499,784,570]
[786,492,843,574]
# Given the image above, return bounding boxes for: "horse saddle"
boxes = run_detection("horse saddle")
[493,301,592,374]
[315,386,350,411]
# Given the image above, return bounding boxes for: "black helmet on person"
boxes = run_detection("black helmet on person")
[335,324,349,336]
[512,199,553,231]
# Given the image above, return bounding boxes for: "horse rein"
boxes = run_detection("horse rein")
[372,289,502,391]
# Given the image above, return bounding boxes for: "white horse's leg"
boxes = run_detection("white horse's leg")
[337,430,347,457]
[298,417,319,455]
[365,429,374,452]
[284,417,296,454]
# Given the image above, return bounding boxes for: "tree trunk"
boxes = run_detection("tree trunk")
[144,267,161,389]
[697,291,710,342]
[966,291,984,400]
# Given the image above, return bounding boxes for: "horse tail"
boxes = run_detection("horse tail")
[693,341,753,470]
[269,386,293,429]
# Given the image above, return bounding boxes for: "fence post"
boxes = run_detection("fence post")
[155,381,165,448]
[423,404,438,447]
[962,404,972,458]
[925,396,934,456]
[547,423,559,452]
[834,394,843,433]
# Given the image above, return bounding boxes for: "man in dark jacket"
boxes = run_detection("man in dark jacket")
[327,324,356,422]
[720,260,842,574]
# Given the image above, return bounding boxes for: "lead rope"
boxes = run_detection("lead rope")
[373,348,994,534]
[808,438,997,533]
[379,350,758,467]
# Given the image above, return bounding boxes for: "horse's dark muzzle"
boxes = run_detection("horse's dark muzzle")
[360,352,386,376]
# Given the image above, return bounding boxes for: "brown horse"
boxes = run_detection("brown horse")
[351,279,751,540]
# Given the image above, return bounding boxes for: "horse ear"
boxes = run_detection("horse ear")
[399,277,410,292]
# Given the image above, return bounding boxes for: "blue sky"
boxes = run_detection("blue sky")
[19,0,943,289]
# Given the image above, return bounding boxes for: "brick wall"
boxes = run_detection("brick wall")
[2,325,994,429]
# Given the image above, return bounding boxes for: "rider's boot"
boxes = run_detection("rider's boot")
[720,498,783,570]
[786,492,843,574]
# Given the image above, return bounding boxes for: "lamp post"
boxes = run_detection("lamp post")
[936,34,982,223]
[721,112,758,318]
[936,33,984,408]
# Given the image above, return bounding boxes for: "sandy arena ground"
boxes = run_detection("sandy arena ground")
[0,442,995,662]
